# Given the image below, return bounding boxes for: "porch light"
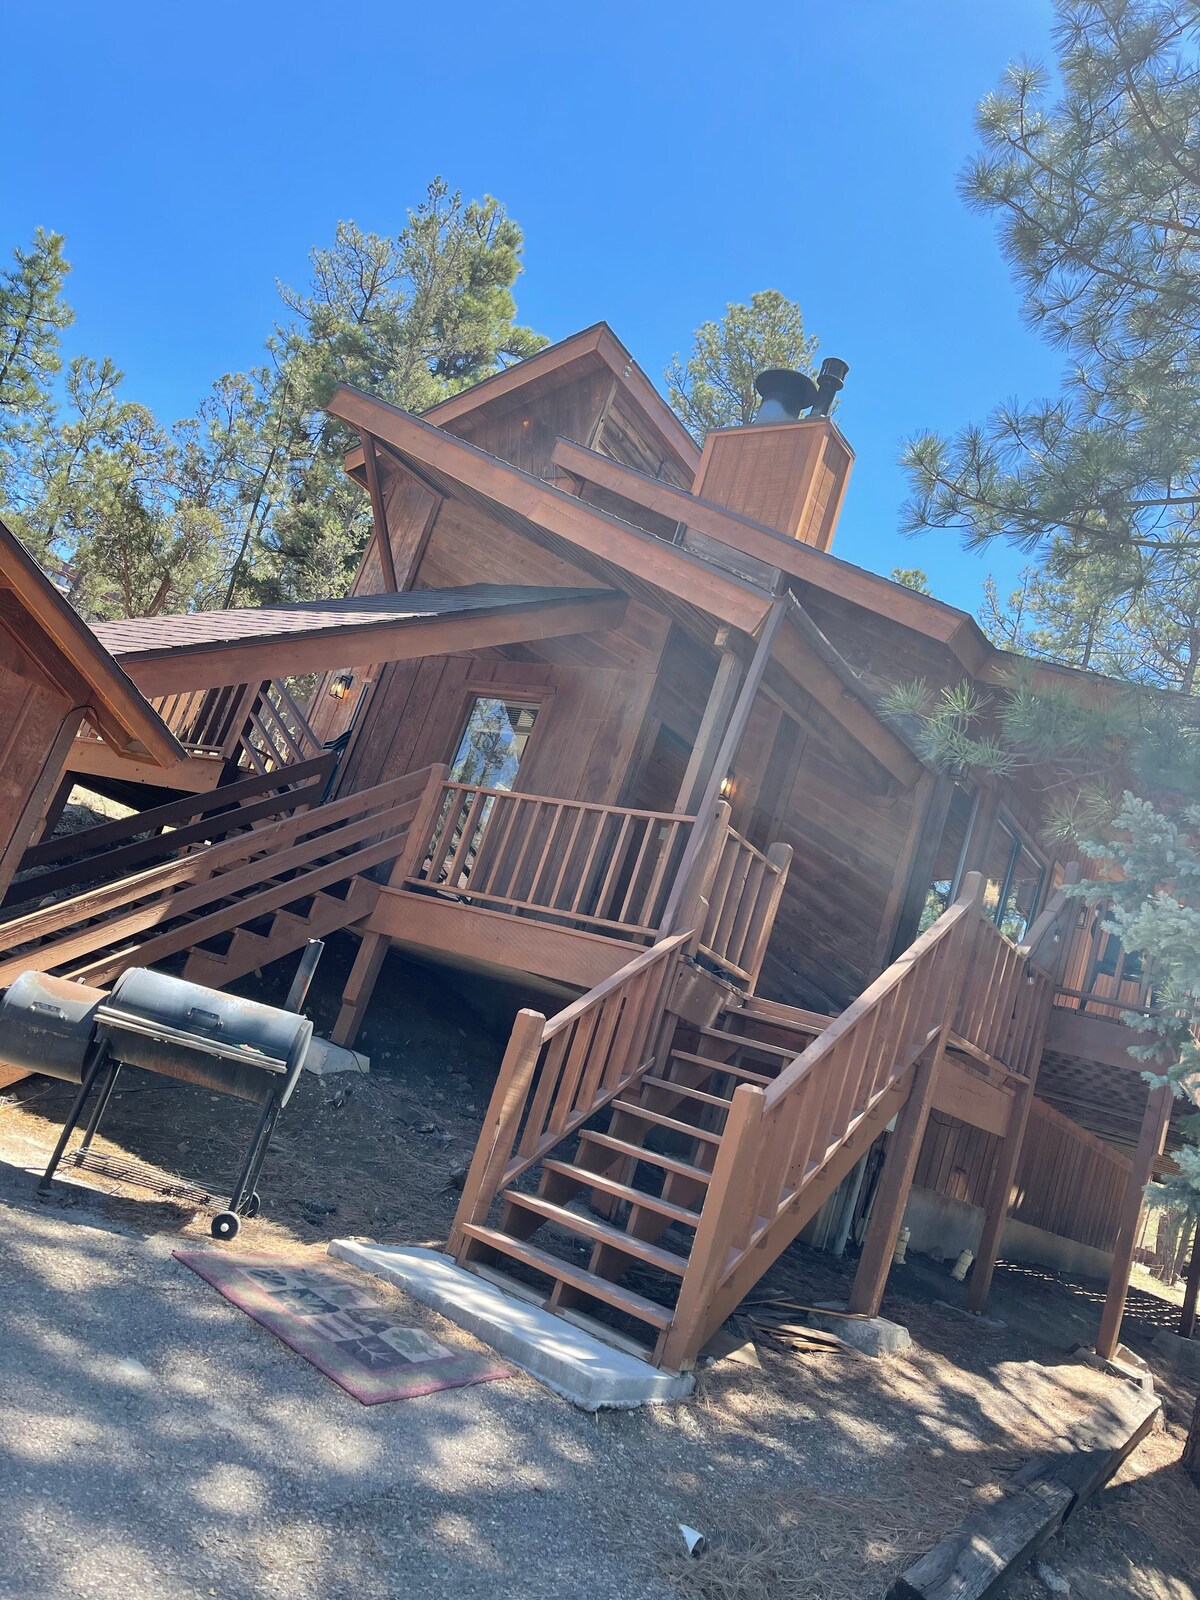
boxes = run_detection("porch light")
[329,671,355,701]
[719,770,735,799]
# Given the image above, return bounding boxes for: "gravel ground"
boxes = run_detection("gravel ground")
[1,939,1197,1599]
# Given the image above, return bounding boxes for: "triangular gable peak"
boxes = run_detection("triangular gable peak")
[346,322,699,497]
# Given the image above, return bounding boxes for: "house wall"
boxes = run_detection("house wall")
[0,627,81,895]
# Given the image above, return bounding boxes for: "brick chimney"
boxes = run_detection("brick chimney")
[691,363,854,554]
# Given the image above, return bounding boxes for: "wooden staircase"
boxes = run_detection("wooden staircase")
[453,989,833,1356]
[0,765,440,992]
[449,874,1072,1370]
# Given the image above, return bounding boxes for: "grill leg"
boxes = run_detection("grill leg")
[229,1095,282,1216]
[37,1043,110,1193]
[78,1058,122,1155]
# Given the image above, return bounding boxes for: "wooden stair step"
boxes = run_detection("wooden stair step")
[610,1099,723,1144]
[577,1131,713,1185]
[641,1074,735,1110]
[695,1028,811,1060]
[670,1048,773,1085]
[501,1191,691,1275]
[541,1159,703,1227]
[460,1225,674,1329]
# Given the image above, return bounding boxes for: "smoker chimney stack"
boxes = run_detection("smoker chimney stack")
[752,368,820,425]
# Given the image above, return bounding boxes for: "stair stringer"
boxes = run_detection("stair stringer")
[687,1064,914,1355]
[182,877,380,987]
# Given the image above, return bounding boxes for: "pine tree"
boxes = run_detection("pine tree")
[903,2,1200,625]
[666,291,819,441]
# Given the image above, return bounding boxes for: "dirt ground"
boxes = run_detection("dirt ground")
[2,934,1198,1599]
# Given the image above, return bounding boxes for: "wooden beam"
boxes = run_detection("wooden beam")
[772,597,925,786]
[66,736,226,793]
[932,1054,1013,1138]
[116,590,629,694]
[1096,1081,1175,1359]
[674,638,743,813]
[848,1028,949,1316]
[1043,1007,1163,1072]
[326,386,773,637]
[549,435,994,676]
[662,600,788,932]
[362,435,398,590]
[365,887,631,991]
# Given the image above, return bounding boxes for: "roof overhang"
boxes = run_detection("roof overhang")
[96,584,629,694]
[329,385,774,641]
[548,436,994,677]
[771,594,927,786]
[0,520,182,765]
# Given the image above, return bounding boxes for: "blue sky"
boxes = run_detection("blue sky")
[6,0,1064,614]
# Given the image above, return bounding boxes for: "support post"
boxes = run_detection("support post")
[847,1026,948,1316]
[1096,1081,1174,1360]
[331,931,388,1047]
[674,633,743,814]
[661,599,786,933]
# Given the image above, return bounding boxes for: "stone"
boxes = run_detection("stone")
[1034,1560,1071,1596]
[1077,1347,1155,1394]
[328,1241,696,1410]
[810,1302,913,1357]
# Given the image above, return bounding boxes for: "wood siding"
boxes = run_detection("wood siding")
[914,1096,1130,1254]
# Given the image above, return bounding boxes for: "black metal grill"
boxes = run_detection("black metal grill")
[1,948,322,1240]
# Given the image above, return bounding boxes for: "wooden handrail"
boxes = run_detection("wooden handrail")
[448,929,691,1250]
[0,765,436,985]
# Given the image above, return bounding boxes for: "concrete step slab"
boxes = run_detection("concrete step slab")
[328,1241,696,1411]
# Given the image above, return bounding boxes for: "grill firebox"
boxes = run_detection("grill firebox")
[2,955,319,1239]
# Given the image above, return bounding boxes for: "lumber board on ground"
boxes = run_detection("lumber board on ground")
[886,1477,1072,1600]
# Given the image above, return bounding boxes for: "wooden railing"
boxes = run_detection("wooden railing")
[239,680,322,774]
[690,803,792,987]
[405,782,695,941]
[4,753,336,910]
[448,930,692,1253]
[951,909,1055,1078]
[0,767,431,989]
[661,876,987,1367]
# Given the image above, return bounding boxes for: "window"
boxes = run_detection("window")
[449,698,540,790]
[981,817,1045,943]
[918,779,977,933]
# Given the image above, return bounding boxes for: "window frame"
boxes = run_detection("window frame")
[444,682,555,794]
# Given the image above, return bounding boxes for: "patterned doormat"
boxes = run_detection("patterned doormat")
[174,1250,509,1405]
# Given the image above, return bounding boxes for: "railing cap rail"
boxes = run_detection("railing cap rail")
[541,928,693,1041]
[761,875,985,1109]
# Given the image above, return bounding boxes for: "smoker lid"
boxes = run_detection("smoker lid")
[100,968,312,1073]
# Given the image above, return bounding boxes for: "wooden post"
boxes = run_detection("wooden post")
[387,762,450,885]
[447,1009,546,1256]
[661,599,786,933]
[874,770,952,972]
[362,435,398,591]
[847,1026,948,1316]
[659,1083,765,1371]
[674,634,743,814]
[331,931,389,1047]
[966,1074,1036,1313]
[1096,1081,1174,1360]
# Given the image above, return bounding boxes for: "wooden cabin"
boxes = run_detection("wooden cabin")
[0,322,1190,1373]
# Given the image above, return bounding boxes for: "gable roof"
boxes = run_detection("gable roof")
[0,520,182,765]
[345,322,700,488]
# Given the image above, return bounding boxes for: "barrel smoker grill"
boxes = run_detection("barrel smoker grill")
[0,962,316,1239]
